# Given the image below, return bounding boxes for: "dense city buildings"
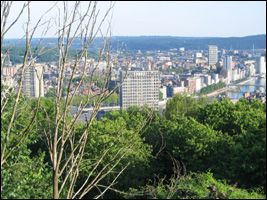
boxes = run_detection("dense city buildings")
[1,41,266,107]
[120,70,159,110]
[244,90,266,103]
[2,66,17,76]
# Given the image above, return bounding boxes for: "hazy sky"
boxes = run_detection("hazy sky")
[3,1,266,38]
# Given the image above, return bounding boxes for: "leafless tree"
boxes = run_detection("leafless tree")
[1,1,60,197]
[2,1,154,199]
[1,1,55,168]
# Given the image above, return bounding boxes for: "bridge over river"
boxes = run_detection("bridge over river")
[83,105,120,112]
[228,83,266,87]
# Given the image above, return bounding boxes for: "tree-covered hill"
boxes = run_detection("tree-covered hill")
[3,34,266,52]
[111,34,266,51]
[1,46,99,64]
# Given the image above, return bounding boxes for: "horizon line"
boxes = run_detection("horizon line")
[3,34,266,40]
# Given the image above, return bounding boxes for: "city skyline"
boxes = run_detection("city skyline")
[3,1,266,39]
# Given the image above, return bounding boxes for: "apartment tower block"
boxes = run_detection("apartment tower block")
[120,70,159,110]
[208,45,218,67]
[22,65,44,97]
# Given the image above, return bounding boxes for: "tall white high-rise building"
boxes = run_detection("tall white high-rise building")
[202,75,211,86]
[22,65,44,97]
[195,77,202,92]
[224,56,232,83]
[208,45,218,66]
[120,70,159,110]
[211,73,219,84]
[224,56,233,71]
[255,56,266,74]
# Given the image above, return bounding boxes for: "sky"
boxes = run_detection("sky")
[3,1,266,39]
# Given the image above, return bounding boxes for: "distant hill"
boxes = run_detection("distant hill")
[3,34,266,51]
[111,35,266,51]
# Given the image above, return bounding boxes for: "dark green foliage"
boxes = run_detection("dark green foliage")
[159,90,163,101]
[159,67,183,74]
[1,87,265,198]
[74,107,153,198]
[216,65,223,74]
[70,93,120,106]
[165,93,201,119]
[199,81,226,95]
[45,86,67,97]
[103,93,120,104]
[1,46,99,64]
[166,97,265,192]
[1,151,52,199]
[196,97,265,137]
[124,172,266,199]
[70,75,105,88]
[235,77,248,84]
[1,90,53,198]
[1,86,38,163]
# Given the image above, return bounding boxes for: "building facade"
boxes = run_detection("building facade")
[1,66,18,76]
[208,45,218,66]
[22,65,44,97]
[256,56,266,74]
[223,56,232,83]
[120,70,159,110]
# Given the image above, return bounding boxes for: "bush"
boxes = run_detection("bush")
[124,172,266,199]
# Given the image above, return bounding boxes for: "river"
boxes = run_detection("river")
[221,77,266,99]
[159,77,266,113]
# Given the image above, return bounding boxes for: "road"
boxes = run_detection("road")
[83,105,120,111]
[204,87,230,97]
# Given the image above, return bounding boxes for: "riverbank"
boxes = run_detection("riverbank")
[204,87,230,97]
[236,77,256,85]
[204,76,258,97]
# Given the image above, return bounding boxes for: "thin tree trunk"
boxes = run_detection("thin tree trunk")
[53,170,59,199]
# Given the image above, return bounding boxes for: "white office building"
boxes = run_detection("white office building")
[255,56,266,74]
[223,56,232,83]
[211,73,219,84]
[202,75,211,86]
[248,64,256,76]
[208,45,218,66]
[195,77,202,92]
[120,70,159,110]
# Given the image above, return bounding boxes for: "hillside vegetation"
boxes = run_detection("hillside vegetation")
[2,89,266,199]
